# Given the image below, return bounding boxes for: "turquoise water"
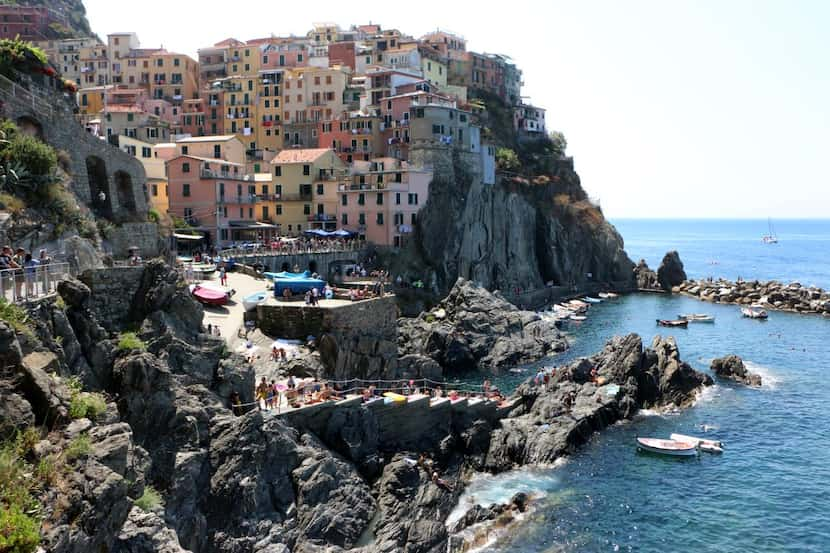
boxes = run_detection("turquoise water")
[453,219,830,552]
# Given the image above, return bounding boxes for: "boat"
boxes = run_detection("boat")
[678,313,715,323]
[187,263,216,277]
[569,314,587,322]
[656,319,689,328]
[273,276,326,297]
[263,270,311,281]
[598,292,619,299]
[741,304,769,319]
[636,437,698,457]
[583,296,602,304]
[670,433,724,454]
[762,218,779,244]
[190,285,228,306]
[188,282,234,298]
[242,290,269,311]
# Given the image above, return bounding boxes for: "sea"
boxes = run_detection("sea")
[448,219,830,552]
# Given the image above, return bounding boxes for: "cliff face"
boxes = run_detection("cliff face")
[410,151,634,297]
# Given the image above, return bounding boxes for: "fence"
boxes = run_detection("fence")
[0,262,70,304]
[218,240,363,259]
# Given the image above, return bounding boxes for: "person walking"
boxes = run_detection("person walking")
[219,265,227,287]
[23,253,39,297]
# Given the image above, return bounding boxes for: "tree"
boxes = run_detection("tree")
[495,147,520,171]
[548,131,568,158]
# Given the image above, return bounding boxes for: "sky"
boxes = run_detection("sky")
[83,0,830,218]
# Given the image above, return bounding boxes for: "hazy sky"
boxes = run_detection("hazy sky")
[84,0,829,218]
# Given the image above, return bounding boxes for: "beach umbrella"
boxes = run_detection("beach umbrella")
[331,229,354,237]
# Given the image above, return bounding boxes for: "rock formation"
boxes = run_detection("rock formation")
[678,278,830,315]
[398,278,567,374]
[711,355,762,387]
[633,259,659,290]
[657,250,687,292]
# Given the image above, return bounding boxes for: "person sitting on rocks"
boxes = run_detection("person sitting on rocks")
[229,391,242,416]
[590,367,598,384]
[368,384,377,398]
[431,471,455,492]
[271,346,279,361]
[255,378,269,409]
[402,380,412,395]
[449,390,460,401]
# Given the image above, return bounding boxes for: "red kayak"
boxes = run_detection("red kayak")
[191,285,228,306]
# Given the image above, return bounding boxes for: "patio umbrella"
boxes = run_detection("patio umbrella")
[331,229,354,237]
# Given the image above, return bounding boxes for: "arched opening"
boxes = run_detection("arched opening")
[86,156,112,218]
[16,116,43,140]
[114,170,137,213]
[308,260,318,274]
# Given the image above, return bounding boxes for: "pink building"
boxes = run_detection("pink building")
[260,42,309,70]
[317,113,383,164]
[336,158,432,247]
[328,42,356,70]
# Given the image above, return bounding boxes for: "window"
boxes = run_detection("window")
[459,114,467,122]
[341,213,348,225]
[376,193,383,205]
[127,113,134,122]
[408,193,419,205]
[182,183,191,197]
[303,204,311,215]
[302,164,310,176]
[151,184,158,196]
[261,184,268,194]
[274,166,282,176]
[275,184,282,195]
[174,58,180,67]
[411,213,417,224]
[358,212,366,225]
[358,193,365,205]
[262,206,269,219]
[248,207,253,218]
[141,147,151,158]
[183,208,192,220]
[394,212,404,225]
[341,194,348,206]
[276,204,283,215]
[415,108,425,118]
[181,145,188,155]
[395,192,401,205]
[316,183,324,195]
[182,162,190,173]
[376,212,384,225]
[214,145,221,158]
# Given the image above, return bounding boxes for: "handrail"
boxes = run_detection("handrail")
[0,262,70,303]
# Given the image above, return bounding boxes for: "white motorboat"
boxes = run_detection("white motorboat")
[636,437,698,457]
[583,296,602,304]
[187,262,217,277]
[670,433,724,454]
[678,313,715,323]
[598,292,619,299]
[242,290,269,311]
[569,314,587,322]
[741,304,769,319]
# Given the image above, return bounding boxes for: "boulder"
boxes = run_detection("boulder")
[58,277,91,310]
[112,507,193,553]
[710,355,762,387]
[633,259,659,290]
[657,251,687,292]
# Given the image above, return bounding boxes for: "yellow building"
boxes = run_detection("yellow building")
[117,135,173,213]
[283,65,350,147]
[255,69,283,155]
[149,51,200,104]
[36,37,102,86]
[78,85,111,117]
[225,41,261,77]
[271,148,346,235]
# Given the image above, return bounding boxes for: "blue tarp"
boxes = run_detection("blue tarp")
[273,277,325,297]
[263,270,311,281]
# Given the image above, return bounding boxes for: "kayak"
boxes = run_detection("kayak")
[636,437,698,456]
[191,285,228,306]
[383,391,407,403]
[670,433,724,454]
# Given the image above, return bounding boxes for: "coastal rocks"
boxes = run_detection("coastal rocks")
[485,333,712,470]
[657,251,687,292]
[633,259,659,290]
[398,278,567,374]
[677,278,830,315]
[711,355,762,387]
[112,507,192,553]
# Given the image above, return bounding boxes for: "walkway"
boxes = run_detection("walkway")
[199,271,266,342]
[0,262,70,304]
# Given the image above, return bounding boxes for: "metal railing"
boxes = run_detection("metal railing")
[218,241,363,258]
[0,262,70,304]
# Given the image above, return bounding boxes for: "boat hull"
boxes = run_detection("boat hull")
[637,437,698,456]
[191,287,228,306]
[670,433,724,454]
[656,319,689,328]
[679,314,715,323]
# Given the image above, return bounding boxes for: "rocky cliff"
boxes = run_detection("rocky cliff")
[399,150,634,298]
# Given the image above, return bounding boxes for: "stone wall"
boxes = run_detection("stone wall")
[78,266,145,332]
[257,295,398,379]
[0,73,149,223]
[107,222,161,259]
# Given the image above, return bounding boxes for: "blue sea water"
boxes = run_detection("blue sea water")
[452,219,830,553]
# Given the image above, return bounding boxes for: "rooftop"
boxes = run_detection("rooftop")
[170,154,245,167]
[176,134,238,143]
[272,148,332,164]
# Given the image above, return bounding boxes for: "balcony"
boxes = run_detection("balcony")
[201,169,243,180]
[276,192,313,201]
[307,214,335,222]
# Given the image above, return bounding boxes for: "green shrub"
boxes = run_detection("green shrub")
[495,147,520,171]
[147,208,160,223]
[0,503,40,553]
[0,435,41,553]
[64,433,90,461]
[66,376,107,421]
[117,332,146,352]
[134,485,164,512]
[0,191,24,213]
[0,298,32,337]
[5,134,57,177]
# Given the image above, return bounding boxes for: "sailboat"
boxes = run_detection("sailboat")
[762,218,778,244]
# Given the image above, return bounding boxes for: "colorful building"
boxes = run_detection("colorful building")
[0,6,52,41]
[174,135,246,164]
[117,136,173,213]
[513,103,546,136]
[282,65,351,148]
[336,157,431,246]
[317,112,383,164]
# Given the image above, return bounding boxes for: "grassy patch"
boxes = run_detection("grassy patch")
[0,191,25,213]
[0,431,43,553]
[66,377,107,421]
[117,332,146,352]
[0,298,33,337]
[134,485,164,512]
[64,433,90,461]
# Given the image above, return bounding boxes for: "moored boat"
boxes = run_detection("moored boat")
[670,433,724,454]
[190,284,228,306]
[598,292,619,299]
[569,314,587,322]
[678,313,715,323]
[636,437,698,457]
[656,319,689,328]
[741,304,769,319]
[187,263,216,277]
[583,296,602,304]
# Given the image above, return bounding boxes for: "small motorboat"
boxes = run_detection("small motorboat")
[670,433,724,454]
[189,282,234,298]
[176,255,194,263]
[583,296,602,304]
[741,304,769,319]
[187,263,217,277]
[598,292,619,299]
[636,437,698,457]
[656,319,689,328]
[679,313,715,323]
[191,284,228,306]
[242,290,269,311]
[569,314,587,322]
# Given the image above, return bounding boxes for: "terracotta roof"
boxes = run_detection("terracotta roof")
[271,148,332,164]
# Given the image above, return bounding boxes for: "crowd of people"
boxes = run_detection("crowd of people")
[0,245,54,300]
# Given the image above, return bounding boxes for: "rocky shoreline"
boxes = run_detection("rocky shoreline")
[0,261,717,553]
[675,278,830,316]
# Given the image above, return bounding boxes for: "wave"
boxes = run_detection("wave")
[744,361,782,389]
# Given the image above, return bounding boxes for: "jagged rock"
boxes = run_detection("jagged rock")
[398,278,567,373]
[112,507,192,553]
[657,251,686,292]
[0,321,23,368]
[58,277,92,309]
[711,355,762,387]
[63,235,101,274]
[0,380,35,437]
[633,259,659,290]
[16,350,70,425]
[397,354,443,379]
